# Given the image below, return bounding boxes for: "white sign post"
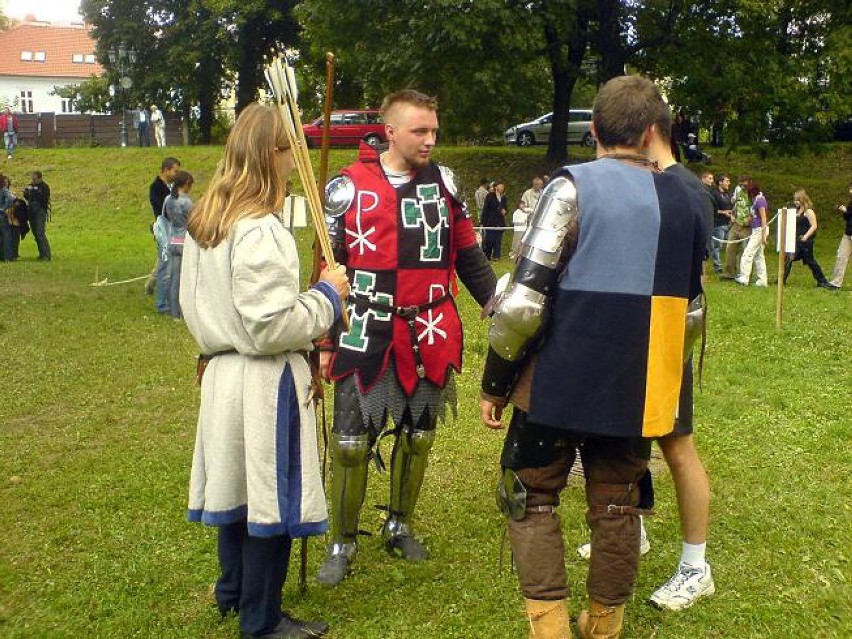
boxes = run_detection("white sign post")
[775,207,796,329]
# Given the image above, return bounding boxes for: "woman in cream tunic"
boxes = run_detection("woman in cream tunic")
[180,103,348,639]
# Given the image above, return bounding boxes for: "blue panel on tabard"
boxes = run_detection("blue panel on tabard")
[561,158,660,296]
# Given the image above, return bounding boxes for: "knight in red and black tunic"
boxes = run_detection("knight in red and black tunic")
[316,142,495,585]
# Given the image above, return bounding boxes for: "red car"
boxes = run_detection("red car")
[303,109,386,148]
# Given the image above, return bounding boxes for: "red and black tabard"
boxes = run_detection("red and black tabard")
[329,146,478,396]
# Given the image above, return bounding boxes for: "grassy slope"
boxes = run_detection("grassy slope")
[0,144,850,639]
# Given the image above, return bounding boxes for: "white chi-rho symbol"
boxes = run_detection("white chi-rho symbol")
[415,285,448,345]
[346,190,379,254]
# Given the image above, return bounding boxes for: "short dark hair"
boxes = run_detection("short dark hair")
[715,173,729,184]
[480,178,489,186]
[31,170,42,180]
[593,75,669,149]
[161,157,181,172]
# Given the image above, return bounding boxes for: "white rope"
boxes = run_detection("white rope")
[90,274,149,287]
[476,212,783,241]
[715,212,779,245]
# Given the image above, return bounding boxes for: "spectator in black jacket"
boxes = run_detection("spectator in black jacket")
[23,171,50,261]
[481,181,507,260]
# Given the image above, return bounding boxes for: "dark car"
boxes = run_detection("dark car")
[303,109,385,148]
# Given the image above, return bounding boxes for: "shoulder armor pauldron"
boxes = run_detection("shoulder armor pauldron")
[438,165,460,200]
[325,175,355,217]
[519,174,578,266]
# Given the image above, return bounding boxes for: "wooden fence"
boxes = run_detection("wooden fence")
[15,112,186,148]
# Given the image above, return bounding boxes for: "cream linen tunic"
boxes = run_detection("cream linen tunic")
[180,214,336,536]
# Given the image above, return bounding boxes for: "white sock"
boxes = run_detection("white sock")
[680,542,706,568]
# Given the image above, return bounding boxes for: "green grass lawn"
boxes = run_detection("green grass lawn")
[0,144,850,638]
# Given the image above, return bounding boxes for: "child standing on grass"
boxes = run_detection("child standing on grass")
[163,170,194,319]
[180,103,348,639]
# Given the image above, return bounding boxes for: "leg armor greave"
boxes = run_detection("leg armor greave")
[384,427,436,543]
[326,432,371,559]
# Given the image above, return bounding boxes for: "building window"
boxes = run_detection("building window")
[20,90,33,113]
[61,98,73,113]
[34,52,46,62]
[85,54,96,64]
[72,53,84,63]
[20,51,32,61]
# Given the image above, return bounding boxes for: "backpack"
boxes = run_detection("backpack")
[733,187,753,226]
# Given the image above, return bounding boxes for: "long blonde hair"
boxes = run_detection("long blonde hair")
[794,189,813,213]
[188,103,290,248]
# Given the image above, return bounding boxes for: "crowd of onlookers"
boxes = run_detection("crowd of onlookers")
[703,171,849,289]
[145,156,195,318]
[0,169,51,262]
[473,175,546,261]
[474,167,851,292]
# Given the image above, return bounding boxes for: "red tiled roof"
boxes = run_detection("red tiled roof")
[0,22,104,79]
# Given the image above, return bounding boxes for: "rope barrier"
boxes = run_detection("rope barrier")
[476,213,783,243]
[90,274,149,287]
[714,212,779,245]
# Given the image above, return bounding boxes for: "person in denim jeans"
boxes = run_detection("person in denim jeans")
[0,108,18,160]
[709,173,733,273]
[147,157,181,310]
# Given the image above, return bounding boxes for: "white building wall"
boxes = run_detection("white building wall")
[0,75,91,113]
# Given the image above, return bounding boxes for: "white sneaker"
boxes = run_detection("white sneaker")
[649,562,715,611]
[577,518,650,560]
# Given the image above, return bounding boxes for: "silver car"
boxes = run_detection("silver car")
[504,109,595,147]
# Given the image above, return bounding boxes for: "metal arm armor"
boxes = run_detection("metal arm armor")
[489,175,578,360]
[324,175,354,264]
[482,173,579,399]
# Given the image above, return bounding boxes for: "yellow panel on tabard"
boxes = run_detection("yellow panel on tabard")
[642,296,688,437]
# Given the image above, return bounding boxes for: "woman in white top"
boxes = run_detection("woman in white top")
[180,103,348,639]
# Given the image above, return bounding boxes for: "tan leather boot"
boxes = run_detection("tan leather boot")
[524,599,572,639]
[576,601,624,639]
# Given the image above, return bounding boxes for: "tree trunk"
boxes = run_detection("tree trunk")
[197,55,217,144]
[544,16,588,166]
[235,20,266,116]
[597,0,627,82]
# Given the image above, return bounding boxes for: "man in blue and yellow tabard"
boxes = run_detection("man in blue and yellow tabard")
[480,75,708,639]
[315,90,496,587]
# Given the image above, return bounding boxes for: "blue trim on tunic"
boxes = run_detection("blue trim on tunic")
[275,364,329,539]
[311,281,342,321]
[188,504,248,525]
[188,362,328,538]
